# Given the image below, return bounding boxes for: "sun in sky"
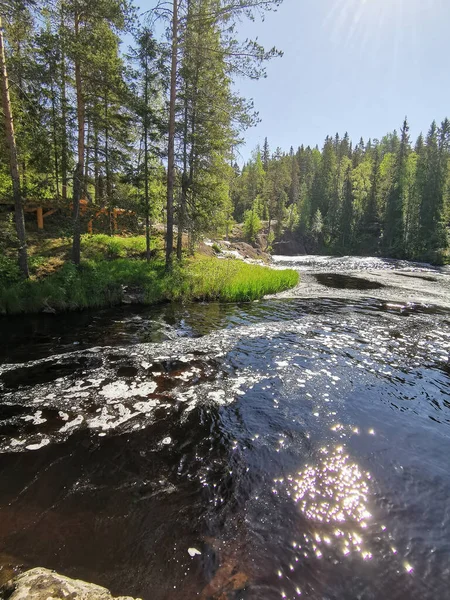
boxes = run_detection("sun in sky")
[325,0,442,47]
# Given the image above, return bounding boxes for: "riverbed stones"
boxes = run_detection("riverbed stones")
[0,567,141,600]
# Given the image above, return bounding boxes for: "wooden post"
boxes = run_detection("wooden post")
[37,206,44,229]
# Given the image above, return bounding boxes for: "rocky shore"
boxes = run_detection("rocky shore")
[0,568,140,600]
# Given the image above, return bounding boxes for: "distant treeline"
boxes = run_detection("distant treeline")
[233,119,450,262]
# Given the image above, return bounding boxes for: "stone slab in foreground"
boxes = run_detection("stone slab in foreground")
[0,567,141,600]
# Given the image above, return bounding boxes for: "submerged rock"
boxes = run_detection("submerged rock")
[0,567,141,600]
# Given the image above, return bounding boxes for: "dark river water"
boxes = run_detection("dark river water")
[0,257,450,600]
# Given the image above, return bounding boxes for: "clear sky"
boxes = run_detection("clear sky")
[140,0,450,161]
[233,0,450,161]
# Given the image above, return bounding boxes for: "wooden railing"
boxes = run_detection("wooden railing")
[0,198,133,232]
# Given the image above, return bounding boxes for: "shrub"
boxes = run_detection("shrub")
[266,231,275,253]
[0,256,21,286]
[243,209,262,244]
[0,214,18,252]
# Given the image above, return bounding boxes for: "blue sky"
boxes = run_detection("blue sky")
[140,0,450,161]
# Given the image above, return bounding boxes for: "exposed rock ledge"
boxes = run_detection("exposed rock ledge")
[0,567,141,600]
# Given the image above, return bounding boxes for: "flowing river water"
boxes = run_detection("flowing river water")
[0,256,450,599]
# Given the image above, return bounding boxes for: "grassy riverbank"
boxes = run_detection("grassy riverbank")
[0,234,299,315]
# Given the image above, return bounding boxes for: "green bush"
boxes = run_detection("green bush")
[243,209,262,244]
[266,231,275,253]
[0,256,22,286]
[0,214,18,252]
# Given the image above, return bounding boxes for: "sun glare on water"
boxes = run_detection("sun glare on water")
[275,444,416,579]
[276,446,374,560]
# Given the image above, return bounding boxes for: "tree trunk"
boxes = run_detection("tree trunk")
[84,114,91,201]
[60,7,68,203]
[72,12,84,265]
[177,0,194,261]
[16,40,27,203]
[144,51,151,262]
[177,186,186,260]
[104,92,113,235]
[98,175,104,204]
[0,17,29,278]
[94,124,99,203]
[177,83,189,261]
[21,159,27,200]
[166,0,178,269]
[50,82,60,199]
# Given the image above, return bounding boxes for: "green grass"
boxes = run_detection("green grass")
[172,256,299,302]
[1,233,165,281]
[0,252,299,315]
[81,234,158,260]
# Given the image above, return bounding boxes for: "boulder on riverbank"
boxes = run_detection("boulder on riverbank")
[0,567,141,600]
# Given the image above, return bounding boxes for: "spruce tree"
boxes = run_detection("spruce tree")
[383,118,410,257]
[418,119,450,259]
[288,145,299,207]
[131,27,164,260]
[361,147,381,251]
[317,136,337,237]
[340,165,353,249]
[262,137,270,172]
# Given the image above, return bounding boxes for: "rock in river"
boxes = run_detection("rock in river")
[0,567,141,600]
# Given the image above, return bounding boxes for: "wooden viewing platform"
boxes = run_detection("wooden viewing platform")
[0,198,62,229]
[0,198,133,232]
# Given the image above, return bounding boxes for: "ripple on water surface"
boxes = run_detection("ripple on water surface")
[272,254,448,273]
[0,298,449,599]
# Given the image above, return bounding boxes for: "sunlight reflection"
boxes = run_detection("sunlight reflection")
[278,446,374,560]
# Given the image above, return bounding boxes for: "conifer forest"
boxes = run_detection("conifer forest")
[1,3,450,600]
[236,120,450,263]
[0,0,449,283]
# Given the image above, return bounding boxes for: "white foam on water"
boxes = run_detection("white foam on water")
[100,380,157,401]
[26,438,51,451]
[60,415,84,433]
[21,411,47,425]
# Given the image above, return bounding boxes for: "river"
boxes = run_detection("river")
[0,256,449,599]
